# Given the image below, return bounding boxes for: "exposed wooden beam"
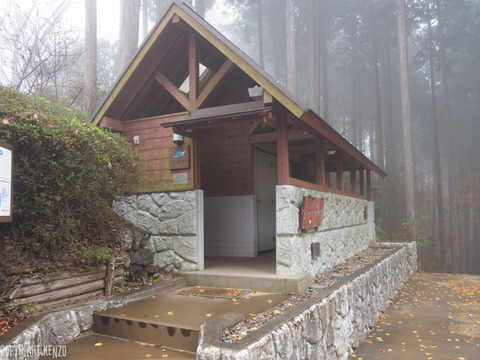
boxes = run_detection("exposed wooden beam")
[189,33,198,109]
[250,128,314,144]
[262,111,276,129]
[172,126,194,138]
[155,72,191,110]
[289,178,365,200]
[277,113,290,185]
[299,112,386,177]
[196,59,234,108]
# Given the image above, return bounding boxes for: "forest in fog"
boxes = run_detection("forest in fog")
[1,0,479,273]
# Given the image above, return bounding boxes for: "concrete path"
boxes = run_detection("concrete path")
[351,272,480,360]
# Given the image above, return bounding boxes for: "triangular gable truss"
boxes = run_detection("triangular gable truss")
[92,1,386,190]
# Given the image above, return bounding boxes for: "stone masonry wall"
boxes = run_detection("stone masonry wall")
[276,185,374,276]
[197,242,417,360]
[113,190,204,278]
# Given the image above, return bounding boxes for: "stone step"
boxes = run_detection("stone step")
[93,312,200,353]
[91,285,289,353]
[42,333,196,359]
[176,271,311,294]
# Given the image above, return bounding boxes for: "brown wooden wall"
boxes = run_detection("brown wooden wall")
[121,114,194,192]
[198,122,254,197]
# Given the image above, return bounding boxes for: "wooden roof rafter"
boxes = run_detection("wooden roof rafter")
[154,33,235,112]
[155,72,191,110]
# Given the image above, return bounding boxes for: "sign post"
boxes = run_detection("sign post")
[0,141,13,223]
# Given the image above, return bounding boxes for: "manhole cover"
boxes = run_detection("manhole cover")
[449,313,480,324]
[449,323,480,338]
[178,286,251,299]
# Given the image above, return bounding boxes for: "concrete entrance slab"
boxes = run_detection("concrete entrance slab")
[176,252,311,294]
[350,272,480,360]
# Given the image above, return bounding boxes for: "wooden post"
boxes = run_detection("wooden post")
[336,149,343,191]
[315,137,325,186]
[189,33,198,109]
[277,113,290,185]
[359,169,365,197]
[194,131,201,189]
[350,169,357,195]
[366,170,372,201]
[104,256,116,296]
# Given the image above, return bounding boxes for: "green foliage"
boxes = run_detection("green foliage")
[0,86,144,267]
[83,246,112,265]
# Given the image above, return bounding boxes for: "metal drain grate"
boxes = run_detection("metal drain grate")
[178,286,251,299]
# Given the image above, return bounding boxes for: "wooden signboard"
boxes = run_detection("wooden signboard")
[169,145,190,170]
[299,197,325,231]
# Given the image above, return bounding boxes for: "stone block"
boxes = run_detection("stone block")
[150,235,172,252]
[157,218,179,235]
[150,192,171,207]
[155,250,178,268]
[177,210,197,235]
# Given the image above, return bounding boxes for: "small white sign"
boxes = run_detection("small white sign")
[172,172,188,185]
[0,142,13,221]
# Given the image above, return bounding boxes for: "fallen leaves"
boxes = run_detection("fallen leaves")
[0,311,25,335]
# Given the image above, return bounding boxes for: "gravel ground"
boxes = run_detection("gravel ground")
[223,247,395,342]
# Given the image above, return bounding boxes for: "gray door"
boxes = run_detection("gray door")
[255,149,277,253]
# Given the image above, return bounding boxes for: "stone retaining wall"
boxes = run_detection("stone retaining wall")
[197,242,417,360]
[113,190,204,277]
[0,279,185,360]
[276,185,375,276]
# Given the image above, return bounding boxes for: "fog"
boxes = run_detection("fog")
[1,0,479,273]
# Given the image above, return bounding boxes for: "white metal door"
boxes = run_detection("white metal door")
[255,149,277,253]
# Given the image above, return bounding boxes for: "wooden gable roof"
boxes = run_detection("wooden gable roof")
[91,1,385,177]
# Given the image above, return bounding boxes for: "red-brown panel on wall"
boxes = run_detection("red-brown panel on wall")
[299,197,325,231]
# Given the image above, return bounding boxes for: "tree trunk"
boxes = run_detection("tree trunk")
[196,0,206,17]
[308,0,315,110]
[368,0,384,169]
[438,12,458,272]
[382,9,396,233]
[156,0,169,20]
[118,0,140,76]
[285,0,296,94]
[395,0,416,238]
[349,8,360,149]
[84,0,97,116]
[320,0,329,120]
[142,0,149,40]
[427,6,446,268]
[258,0,264,67]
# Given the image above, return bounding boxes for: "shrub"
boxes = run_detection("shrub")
[0,86,144,269]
